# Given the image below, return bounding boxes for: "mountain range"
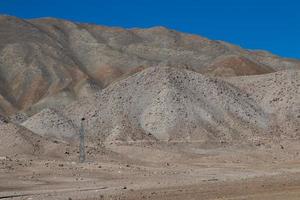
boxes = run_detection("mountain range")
[0,15,299,147]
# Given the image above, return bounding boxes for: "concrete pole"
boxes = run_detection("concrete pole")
[79,117,86,163]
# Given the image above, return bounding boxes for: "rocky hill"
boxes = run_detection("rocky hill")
[1,15,300,117]
[227,69,300,138]
[0,114,54,157]
[22,67,300,145]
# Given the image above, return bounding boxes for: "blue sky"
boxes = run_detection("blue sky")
[0,0,299,59]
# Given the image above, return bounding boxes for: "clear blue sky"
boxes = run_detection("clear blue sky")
[0,0,299,59]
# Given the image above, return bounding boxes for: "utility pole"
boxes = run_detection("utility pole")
[79,117,86,163]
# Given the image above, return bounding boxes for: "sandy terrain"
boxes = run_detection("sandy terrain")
[1,140,300,200]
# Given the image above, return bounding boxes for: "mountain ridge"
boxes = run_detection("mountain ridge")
[22,66,299,146]
[0,15,299,117]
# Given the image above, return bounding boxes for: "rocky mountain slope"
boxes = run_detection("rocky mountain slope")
[227,69,300,138]
[0,113,79,160]
[1,15,300,117]
[22,67,300,145]
[0,114,54,156]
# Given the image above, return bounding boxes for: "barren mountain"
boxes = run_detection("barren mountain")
[1,15,300,117]
[22,67,299,145]
[1,15,300,200]
[227,69,300,138]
